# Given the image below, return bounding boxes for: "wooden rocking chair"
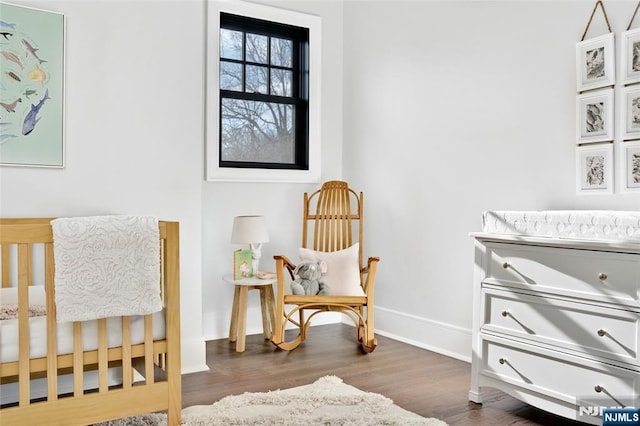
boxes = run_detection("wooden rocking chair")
[270,180,380,353]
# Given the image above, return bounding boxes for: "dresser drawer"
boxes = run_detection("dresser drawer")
[481,288,640,366]
[481,336,640,408]
[484,243,640,307]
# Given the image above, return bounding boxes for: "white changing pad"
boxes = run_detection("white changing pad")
[482,210,640,242]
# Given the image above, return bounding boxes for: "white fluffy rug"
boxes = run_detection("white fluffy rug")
[98,375,447,425]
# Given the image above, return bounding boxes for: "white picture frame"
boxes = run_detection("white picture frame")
[576,88,614,144]
[619,140,640,193]
[576,33,615,92]
[576,143,614,195]
[0,3,65,168]
[621,28,640,85]
[621,86,640,140]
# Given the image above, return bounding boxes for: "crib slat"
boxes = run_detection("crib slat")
[160,241,166,303]
[144,315,154,384]
[164,221,182,426]
[122,316,132,388]
[45,242,58,401]
[98,319,108,392]
[73,322,83,397]
[1,243,10,288]
[18,243,30,406]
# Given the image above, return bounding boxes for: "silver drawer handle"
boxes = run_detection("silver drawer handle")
[502,262,510,269]
[594,385,604,393]
[598,272,607,281]
[597,329,606,337]
[499,357,507,365]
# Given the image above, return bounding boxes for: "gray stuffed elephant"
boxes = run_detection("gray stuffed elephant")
[291,260,329,295]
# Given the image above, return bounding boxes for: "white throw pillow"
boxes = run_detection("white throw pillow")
[299,243,364,296]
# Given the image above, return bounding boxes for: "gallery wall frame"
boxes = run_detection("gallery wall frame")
[619,140,640,193]
[620,28,640,86]
[576,88,614,144]
[0,3,65,168]
[576,32,615,93]
[621,85,640,140]
[576,143,614,195]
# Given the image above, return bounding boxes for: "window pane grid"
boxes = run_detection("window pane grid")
[220,29,294,98]
[218,12,308,170]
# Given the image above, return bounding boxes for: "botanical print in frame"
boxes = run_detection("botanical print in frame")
[0,3,65,167]
[621,28,640,85]
[620,140,640,193]
[576,88,614,144]
[621,86,640,140]
[576,32,615,92]
[576,143,614,195]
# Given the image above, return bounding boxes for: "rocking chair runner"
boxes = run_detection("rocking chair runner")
[270,180,380,353]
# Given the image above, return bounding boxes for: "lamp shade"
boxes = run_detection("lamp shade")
[231,215,269,244]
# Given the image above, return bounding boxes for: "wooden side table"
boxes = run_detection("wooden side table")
[223,274,276,352]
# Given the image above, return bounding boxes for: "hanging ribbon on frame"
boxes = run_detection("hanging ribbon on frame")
[581,0,612,41]
[627,0,640,31]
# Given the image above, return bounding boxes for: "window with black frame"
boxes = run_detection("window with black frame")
[219,13,310,170]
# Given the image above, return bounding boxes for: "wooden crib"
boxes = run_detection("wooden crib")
[0,218,181,426]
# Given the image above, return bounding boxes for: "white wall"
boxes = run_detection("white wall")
[0,0,208,373]
[343,1,640,360]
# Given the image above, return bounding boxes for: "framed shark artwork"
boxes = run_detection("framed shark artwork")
[0,3,64,167]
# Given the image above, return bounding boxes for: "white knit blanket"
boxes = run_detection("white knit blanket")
[51,215,163,323]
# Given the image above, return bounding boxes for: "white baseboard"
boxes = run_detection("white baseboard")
[181,336,209,374]
[203,307,341,341]
[203,304,470,363]
[368,306,472,362]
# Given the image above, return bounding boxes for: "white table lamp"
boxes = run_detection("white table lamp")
[231,215,269,274]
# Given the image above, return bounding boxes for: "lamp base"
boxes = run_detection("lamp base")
[250,243,262,275]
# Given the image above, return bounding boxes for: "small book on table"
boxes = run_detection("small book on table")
[233,249,253,280]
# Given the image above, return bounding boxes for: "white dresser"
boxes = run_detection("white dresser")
[469,211,640,425]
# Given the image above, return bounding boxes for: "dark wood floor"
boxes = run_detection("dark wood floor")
[182,324,586,425]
